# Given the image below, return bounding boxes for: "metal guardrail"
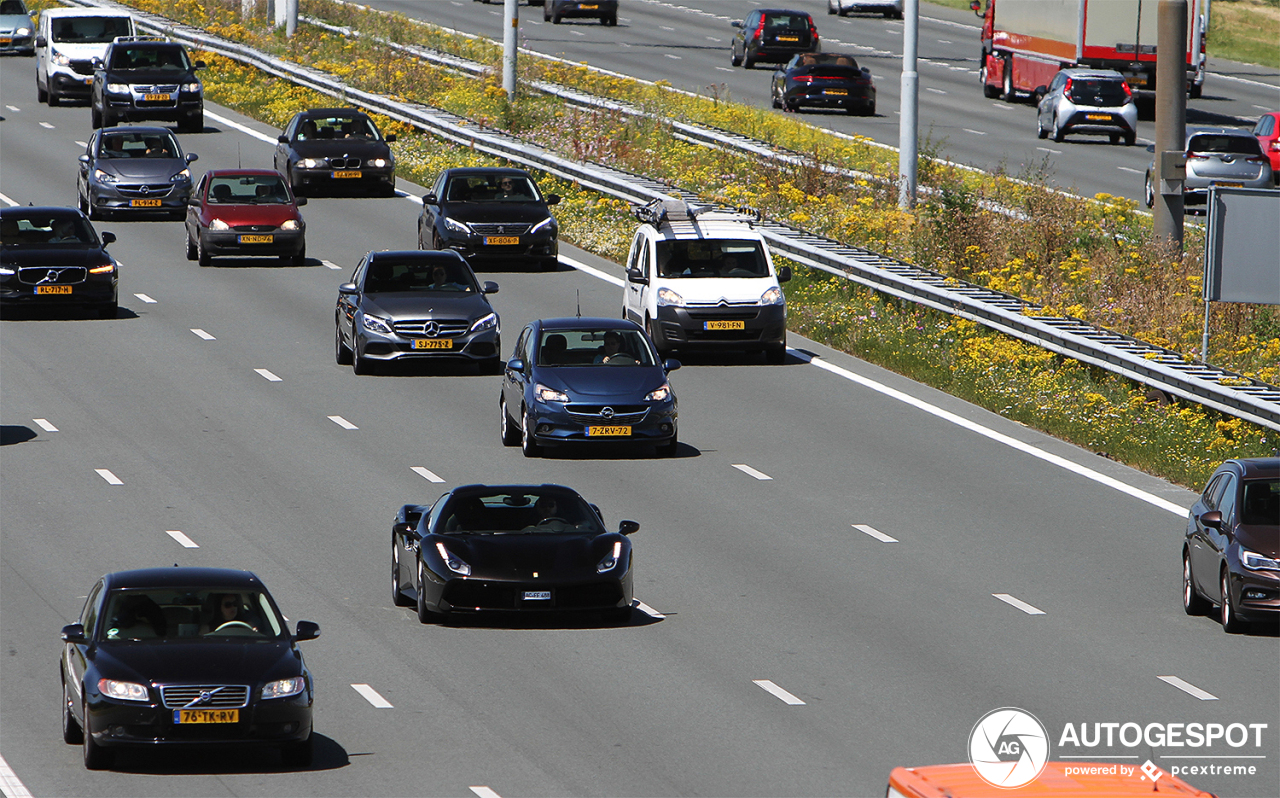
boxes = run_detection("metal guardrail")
[67,0,1280,431]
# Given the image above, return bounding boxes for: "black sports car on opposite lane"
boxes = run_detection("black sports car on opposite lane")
[1,206,118,318]
[771,52,875,115]
[391,484,639,623]
[60,567,320,770]
[274,108,397,196]
[419,167,560,271]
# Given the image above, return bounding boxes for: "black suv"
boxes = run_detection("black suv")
[91,36,204,132]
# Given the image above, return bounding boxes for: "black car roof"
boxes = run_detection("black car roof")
[99,125,176,136]
[367,249,468,264]
[449,483,582,497]
[111,40,184,51]
[1229,458,1280,478]
[103,567,264,590]
[301,107,371,119]
[444,167,534,178]
[1,206,88,220]
[536,316,642,332]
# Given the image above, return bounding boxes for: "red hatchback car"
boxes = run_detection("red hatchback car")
[185,169,307,267]
[1252,112,1280,184]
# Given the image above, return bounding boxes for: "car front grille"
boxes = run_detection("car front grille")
[391,319,471,337]
[70,60,95,76]
[444,580,623,610]
[133,84,180,94]
[18,267,86,285]
[470,223,531,236]
[686,308,760,321]
[116,184,175,198]
[327,157,362,169]
[565,404,649,423]
[159,684,250,709]
[231,224,277,233]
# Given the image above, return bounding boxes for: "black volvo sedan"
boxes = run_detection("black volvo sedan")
[391,484,638,623]
[1,206,118,318]
[60,567,320,769]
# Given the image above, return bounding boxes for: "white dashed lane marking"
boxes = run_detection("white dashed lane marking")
[39,122,54,129]
[134,293,157,303]
[853,524,898,542]
[4,105,18,112]
[963,128,987,136]
[1158,676,1218,701]
[166,530,199,548]
[1036,147,1062,155]
[322,259,343,270]
[732,464,772,480]
[754,679,805,705]
[33,419,58,432]
[470,788,502,798]
[636,600,665,619]
[411,466,445,483]
[351,684,393,707]
[926,87,947,94]
[993,593,1045,615]
[255,368,282,382]
[95,469,123,485]
[191,329,215,340]
[1117,166,1144,174]
[329,415,358,430]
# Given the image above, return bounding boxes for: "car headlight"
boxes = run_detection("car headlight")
[644,383,671,402]
[261,677,306,700]
[530,216,555,234]
[297,158,324,169]
[89,262,115,274]
[535,383,569,404]
[361,313,393,336]
[170,168,191,182]
[469,312,498,334]
[98,678,148,702]
[181,82,200,93]
[106,83,130,94]
[52,50,70,66]
[92,169,116,184]
[435,542,472,576]
[760,286,784,306]
[366,158,389,168]
[597,541,623,573]
[279,219,300,231]
[16,26,31,36]
[656,287,685,307]
[1242,549,1280,572]
[209,219,230,231]
[0,266,17,275]
[443,217,471,235]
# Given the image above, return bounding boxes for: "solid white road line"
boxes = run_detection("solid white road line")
[636,600,665,619]
[134,293,157,303]
[33,419,58,432]
[95,469,123,485]
[926,87,947,94]
[0,192,18,207]
[255,368,283,382]
[470,788,503,798]
[753,679,805,705]
[411,466,445,483]
[351,683,393,708]
[329,415,358,430]
[1036,147,1062,155]
[560,254,624,286]
[732,463,772,480]
[1117,166,1144,174]
[0,752,34,798]
[853,524,898,543]
[993,593,1046,615]
[1158,675,1218,701]
[203,108,277,145]
[191,329,215,340]
[166,530,199,548]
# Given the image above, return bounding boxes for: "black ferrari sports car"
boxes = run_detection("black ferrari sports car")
[770,52,876,115]
[391,484,638,623]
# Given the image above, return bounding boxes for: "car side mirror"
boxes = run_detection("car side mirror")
[392,522,413,536]
[1034,85,1048,96]
[338,282,359,295]
[482,281,499,294]
[663,358,681,372]
[1145,144,1156,153]
[1199,510,1223,529]
[618,520,639,536]
[36,34,46,47]
[186,152,198,163]
[294,620,320,641]
[295,197,307,206]
[545,194,561,205]
[277,134,288,143]
[385,134,396,143]
[731,20,743,28]
[188,196,201,207]
[422,194,438,206]
[627,268,648,285]
[91,56,102,69]
[61,623,86,644]
[194,60,206,69]
[777,265,792,282]
[506,357,525,372]
[100,232,116,245]
[970,0,983,15]
[79,154,90,165]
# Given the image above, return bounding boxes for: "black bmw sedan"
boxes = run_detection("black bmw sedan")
[499,317,680,457]
[1,206,118,318]
[274,108,397,197]
[418,168,560,271]
[60,567,320,769]
[391,484,639,623]
[771,52,875,115]
[335,249,501,375]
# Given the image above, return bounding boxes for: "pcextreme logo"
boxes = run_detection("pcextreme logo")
[968,707,1051,788]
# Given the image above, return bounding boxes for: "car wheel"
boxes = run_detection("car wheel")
[1036,115,1048,139]
[1182,551,1209,616]
[766,345,786,365]
[771,91,782,109]
[79,192,90,214]
[48,85,60,106]
[543,3,550,21]
[82,703,112,770]
[101,110,116,129]
[1220,569,1246,633]
[284,242,305,268]
[335,322,353,365]
[391,540,413,606]
[97,302,116,320]
[1000,56,1015,102]
[481,356,503,376]
[656,437,679,457]
[743,54,755,70]
[62,679,83,745]
[280,727,313,768]
[1109,133,1120,145]
[521,409,540,457]
[500,397,520,446]
[602,13,616,25]
[416,559,443,623]
[90,105,102,129]
[1124,133,1136,147]
[186,232,198,261]
[181,111,203,134]
[645,316,669,358]
[197,235,212,267]
[1144,173,1155,208]
[1189,83,1202,99]
[352,339,373,375]
[1050,114,1065,142]
[37,81,48,104]
[730,47,742,67]
[551,9,561,23]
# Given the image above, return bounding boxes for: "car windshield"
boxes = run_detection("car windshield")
[1,0,28,14]
[99,588,287,641]
[207,175,291,204]
[1189,134,1263,156]
[538,329,658,367]
[297,115,380,141]
[51,16,131,44]
[363,259,478,293]
[446,175,538,203]
[655,238,769,278]
[765,13,810,29]
[794,53,858,70]
[98,131,180,159]
[438,489,604,536]
[109,45,190,71]
[1240,479,1278,526]
[0,214,97,246]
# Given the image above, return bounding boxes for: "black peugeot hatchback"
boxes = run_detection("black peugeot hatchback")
[60,567,320,769]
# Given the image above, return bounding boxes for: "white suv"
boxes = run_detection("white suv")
[35,8,134,106]
[622,199,791,364]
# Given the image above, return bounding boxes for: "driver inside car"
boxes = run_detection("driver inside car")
[202,592,257,634]
[523,496,579,533]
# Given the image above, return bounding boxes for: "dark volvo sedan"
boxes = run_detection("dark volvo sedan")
[336,249,501,375]
[419,168,560,271]
[60,567,320,769]
[274,108,397,197]
[1,206,117,318]
[391,484,639,623]
[500,317,680,457]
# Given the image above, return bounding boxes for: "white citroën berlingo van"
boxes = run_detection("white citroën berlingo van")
[35,7,134,105]
[622,198,791,364]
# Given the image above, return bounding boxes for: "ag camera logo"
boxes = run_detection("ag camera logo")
[969,707,1050,788]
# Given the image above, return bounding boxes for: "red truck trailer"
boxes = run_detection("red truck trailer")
[973,0,1209,102]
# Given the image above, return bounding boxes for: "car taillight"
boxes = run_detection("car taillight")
[1187,151,1209,161]
[1120,80,1132,98]
[794,75,814,84]
[810,22,819,41]
[1063,77,1073,96]
[753,17,765,40]
[1245,155,1267,164]
[1270,141,1280,152]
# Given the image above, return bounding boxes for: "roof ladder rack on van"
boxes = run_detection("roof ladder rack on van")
[632,197,761,228]
[111,35,168,43]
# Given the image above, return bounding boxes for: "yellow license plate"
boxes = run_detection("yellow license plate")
[413,338,452,350]
[174,709,239,724]
[824,89,848,96]
[0,37,12,45]
[143,93,172,102]
[778,36,799,42]
[36,285,72,295]
[1086,114,1111,121]
[1214,182,1244,188]
[131,199,162,207]
[332,170,362,179]
[1127,77,1146,86]
[238,234,274,244]
[588,426,632,437]
[581,3,598,7]
[704,320,745,330]
[484,236,520,246]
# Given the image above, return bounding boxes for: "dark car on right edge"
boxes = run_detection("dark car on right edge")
[730,9,820,70]
[1183,458,1279,633]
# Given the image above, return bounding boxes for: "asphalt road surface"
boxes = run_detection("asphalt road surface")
[1,52,1277,798]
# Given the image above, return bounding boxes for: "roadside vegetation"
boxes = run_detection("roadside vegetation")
[42,0,1275,487]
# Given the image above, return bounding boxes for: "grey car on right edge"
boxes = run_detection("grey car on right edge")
[1144,127,1274,209]
[1035,68,1137,146]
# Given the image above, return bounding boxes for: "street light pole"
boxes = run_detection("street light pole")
[503,0,519,102]
[898,0,919,209]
